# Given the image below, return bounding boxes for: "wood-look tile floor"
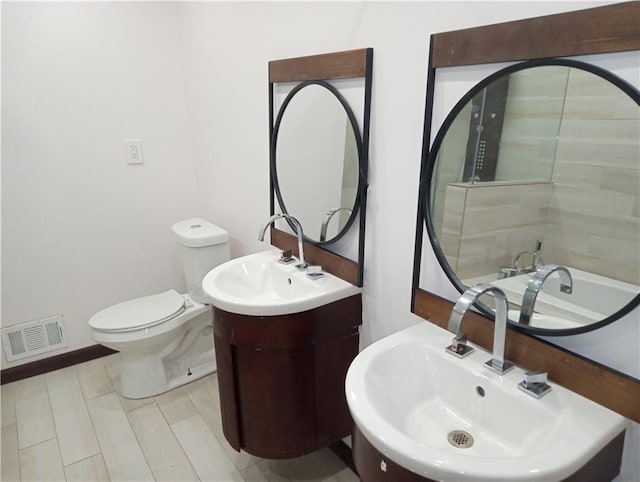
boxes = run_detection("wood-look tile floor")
[0,353,359,482]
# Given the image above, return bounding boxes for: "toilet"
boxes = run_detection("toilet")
[88,218,230,399]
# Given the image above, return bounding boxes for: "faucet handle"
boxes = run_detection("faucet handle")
[306,265,325,280]
[446,333,474,359]
[279,250,295,264]
[497,266,517,279]
[518,371,552,399]
[523,371,547,387]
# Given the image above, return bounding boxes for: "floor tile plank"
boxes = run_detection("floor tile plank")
[46,366,101,465]
[1,423,21,481]
[13,375,56,449]
[64,454,111,481]
[87,392,154,481]
[76,357,115,400]
[154,386,199,425]
[19,438,65,482]
[172,414,244,481]
[128,403,199,481]
[185,373,260,472]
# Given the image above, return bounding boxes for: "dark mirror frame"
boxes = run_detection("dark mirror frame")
[268,48,373,287]
[411,2,640,422]
[422,57,640,336]
[271,80,364,247]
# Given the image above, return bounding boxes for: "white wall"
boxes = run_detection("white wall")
[175,3,637,479]
[1,2,200,368]
[2,1,638,479]
[175,0,635,351]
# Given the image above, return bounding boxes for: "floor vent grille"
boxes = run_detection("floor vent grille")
[2,315,67,362]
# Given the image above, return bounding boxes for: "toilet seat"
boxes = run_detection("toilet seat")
[89,289,186,333]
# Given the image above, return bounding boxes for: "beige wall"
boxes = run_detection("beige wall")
[548,68,640,284]
[441,182,551,280]
[496,66,568,181]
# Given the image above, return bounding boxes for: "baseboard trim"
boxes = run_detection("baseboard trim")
[330,440,358,475]
[1,344,117,384]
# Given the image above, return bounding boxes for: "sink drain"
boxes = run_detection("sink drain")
[448,430,474,448]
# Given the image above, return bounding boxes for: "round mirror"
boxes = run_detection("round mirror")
[424,59,640,335]
[272,81,363,244]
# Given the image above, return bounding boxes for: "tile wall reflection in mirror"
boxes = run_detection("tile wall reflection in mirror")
[425,63,640,331]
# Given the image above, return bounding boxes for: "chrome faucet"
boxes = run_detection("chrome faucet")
[513,250,540,273]
[447,283,514,375]
[319,207,352,242]
[519,264,573,325]
[499,240,544,279]
[514,240,544,274]
[258,213,307,270]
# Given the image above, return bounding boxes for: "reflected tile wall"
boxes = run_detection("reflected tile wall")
[441,182,551,280]
[440,67,639,285]
[549,68,640,284]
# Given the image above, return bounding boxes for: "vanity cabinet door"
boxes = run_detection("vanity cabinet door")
[353,426,436,482]
[353,422,625,482]
[235,345,316,458]
[314,330,359,448]
[214,334,241,451]
[212,294,362,459]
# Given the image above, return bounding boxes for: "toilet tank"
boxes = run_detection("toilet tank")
[171,218,230,304]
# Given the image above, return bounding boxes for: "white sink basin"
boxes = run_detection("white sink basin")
[202,250,361,316]
[346,322,628,481]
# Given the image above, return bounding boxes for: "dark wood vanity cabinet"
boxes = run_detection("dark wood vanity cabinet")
[353,425,626,482]
[213,294,362,459]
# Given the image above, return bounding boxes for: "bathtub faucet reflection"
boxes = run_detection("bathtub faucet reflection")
[519,264,573,325]
[498,241,544,279]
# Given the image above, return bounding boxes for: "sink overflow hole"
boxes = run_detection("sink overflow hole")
[476,386,485,397]
[448,430,474,449]
[288,278,292,285]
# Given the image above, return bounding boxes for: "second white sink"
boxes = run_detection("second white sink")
[346,321,628,481]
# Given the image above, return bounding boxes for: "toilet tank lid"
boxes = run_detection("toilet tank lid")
[171,218,228,247]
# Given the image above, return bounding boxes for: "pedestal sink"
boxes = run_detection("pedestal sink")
[346,321,628,481]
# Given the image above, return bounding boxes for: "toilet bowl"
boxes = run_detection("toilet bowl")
[88,218,230,399]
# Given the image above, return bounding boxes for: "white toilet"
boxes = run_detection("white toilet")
[88,218,230,399]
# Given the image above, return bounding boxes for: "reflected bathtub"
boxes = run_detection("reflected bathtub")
[492,267,638,328]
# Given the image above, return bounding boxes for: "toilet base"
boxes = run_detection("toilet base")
[166,359,216,394]
[119,349,216,399]
[94,301,218,399]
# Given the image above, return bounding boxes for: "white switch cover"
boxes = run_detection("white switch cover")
[125,139,144,164]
